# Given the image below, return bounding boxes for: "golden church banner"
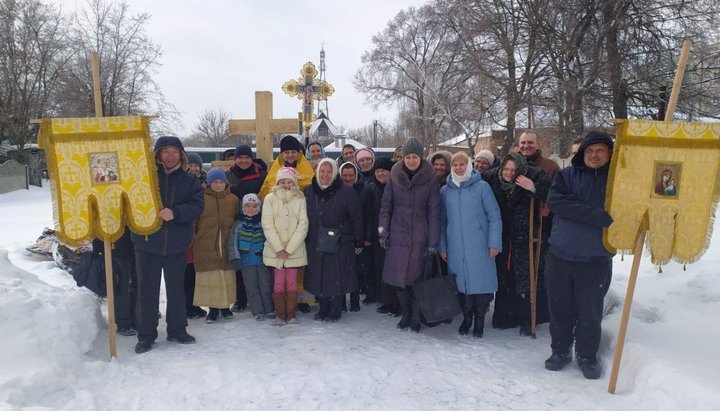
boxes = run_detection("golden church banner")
[37,116,162,246]
[604,119,720,265]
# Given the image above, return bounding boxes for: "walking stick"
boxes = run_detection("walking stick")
[528,198,538,339]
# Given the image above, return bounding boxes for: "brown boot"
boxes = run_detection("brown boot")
[272,292,286,323]
[286,291,298,323]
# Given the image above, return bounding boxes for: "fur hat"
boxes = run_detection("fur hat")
[475,150,495,164]
[206,167,228,184]
[374,157,394,172]
[234,145,253,158]
[241,193,261,210]
[280,135,303,153]
[187,152,203,166]
[401,138,424,158]
[275,166,298,186]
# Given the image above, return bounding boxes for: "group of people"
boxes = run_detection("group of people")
[113,130,615,381]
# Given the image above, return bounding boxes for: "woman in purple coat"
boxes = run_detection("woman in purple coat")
[378,138,441,333]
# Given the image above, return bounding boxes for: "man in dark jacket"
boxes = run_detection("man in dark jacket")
[226,144,267,312]
[544,131,615,379]
[131,136,204,354]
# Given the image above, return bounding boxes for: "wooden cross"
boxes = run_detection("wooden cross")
[228,91,299,164]
[282,62,335,139]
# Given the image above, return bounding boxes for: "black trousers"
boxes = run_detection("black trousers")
[235,270,248,308]
[545,251,612,359]
[135,250,188,342]
[114,256,137,329]
[184,262,201,313]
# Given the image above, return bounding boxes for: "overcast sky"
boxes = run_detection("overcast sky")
[57,0,427,136]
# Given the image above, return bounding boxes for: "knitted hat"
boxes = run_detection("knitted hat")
[280,135,303,152]
[475,150,495,164]
[234,145,253,158]
[187,152,203,166]
[401,138,424,157]
[242,193,262,209]
[275,166,298,186]
[206,167,228,184]
[374,157,394,172]
[355,148,374,163]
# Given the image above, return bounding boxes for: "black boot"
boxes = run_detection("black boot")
[472,294,492,338]
[341,295,348,312]
[409,289,421,333]
[396,288,412,330]
[327,295,342,322]
[314,297,329,321]
[350,291,361,312]
[458,294,473,335]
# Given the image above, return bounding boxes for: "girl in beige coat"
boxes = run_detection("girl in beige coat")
[262,167,309,324]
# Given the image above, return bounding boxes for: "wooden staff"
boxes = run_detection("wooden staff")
[608,39,691,394]
[92,51,118,359]
[528,198,541,338]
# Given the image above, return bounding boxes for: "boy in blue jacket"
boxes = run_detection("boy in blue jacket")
[228,194,274,321]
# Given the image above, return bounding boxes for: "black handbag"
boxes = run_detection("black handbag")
[413,255,462,323]
[316,225,341,253]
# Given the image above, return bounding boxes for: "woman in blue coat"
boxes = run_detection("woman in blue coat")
[440,152,502,338]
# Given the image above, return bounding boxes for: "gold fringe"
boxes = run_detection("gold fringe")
[604,121,720,267]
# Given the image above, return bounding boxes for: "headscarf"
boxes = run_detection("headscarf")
[498,152,528,194]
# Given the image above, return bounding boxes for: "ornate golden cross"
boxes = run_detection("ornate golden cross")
[282,61,335,138]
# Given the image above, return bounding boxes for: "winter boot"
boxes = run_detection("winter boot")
[458,311,473,336]
[286,291,298,324]
[577,355,602,379]
[206,308,219,324]
[396,288,412,330]
[327,295,343,322]
[220,308,233,320]
[315,297,330,321]
[472,294,491,338]
[458,294,473,336]
[272,292,287,323]
[350,291,361,312]
[409,291,421,333]
[544,352,572,371]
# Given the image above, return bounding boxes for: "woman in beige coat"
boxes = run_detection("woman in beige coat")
[262,167,309,324]
[193,168,240,323]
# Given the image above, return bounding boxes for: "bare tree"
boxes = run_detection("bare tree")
[0,0,71,150]
[193,107,230,147]
[354,4,470,149]
[54,0,179,134]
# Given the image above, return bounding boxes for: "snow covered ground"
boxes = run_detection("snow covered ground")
[1,186,719,410]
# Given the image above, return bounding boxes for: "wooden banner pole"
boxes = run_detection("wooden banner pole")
[608,39,690,394]
[92,51,117,359]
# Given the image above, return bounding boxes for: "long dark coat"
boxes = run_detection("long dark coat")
[304,177,364,297]
[483,166,550,295]
[379,160,441,288]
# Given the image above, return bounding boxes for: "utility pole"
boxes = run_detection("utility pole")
[373,120,378,147]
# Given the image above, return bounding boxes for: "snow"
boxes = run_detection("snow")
[1,186,719,410]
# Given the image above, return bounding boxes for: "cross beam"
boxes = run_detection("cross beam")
[229,91,298,163]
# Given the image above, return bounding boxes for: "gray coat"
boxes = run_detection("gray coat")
[379,160,441,288]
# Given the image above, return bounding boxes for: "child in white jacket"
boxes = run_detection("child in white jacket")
[262,167,309,325]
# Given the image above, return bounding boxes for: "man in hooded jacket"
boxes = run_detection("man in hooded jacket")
[131,136,204,354]
[544,131,615,379]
